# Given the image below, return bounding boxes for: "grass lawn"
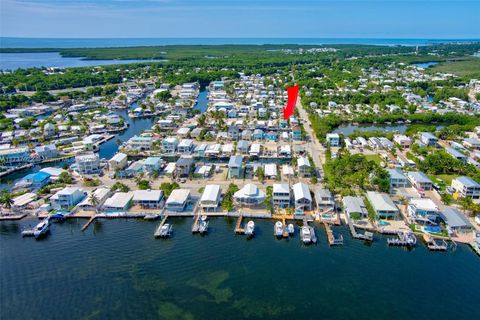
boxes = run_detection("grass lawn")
[429,174,458,186]
[364,154,382,165]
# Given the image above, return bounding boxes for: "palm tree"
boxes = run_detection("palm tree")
[88,193,100,214]
[459,197,474,217]
[0,192,14,215]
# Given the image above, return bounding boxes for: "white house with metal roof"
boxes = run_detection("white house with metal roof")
[233,183,265,207]
[165,189,191,212]
[272,183,290,208]
[343,196,368,219]
[199,185,222,211]
[133,190,164,209]
[293,182,312,211]
[452,176,480,199]
[440,207,474,234]
[407,171,433,191]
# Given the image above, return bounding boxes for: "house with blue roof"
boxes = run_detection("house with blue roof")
[18,171,51,190]
[143,157,162,175]
[253,129,264,140]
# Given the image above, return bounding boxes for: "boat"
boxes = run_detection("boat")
[50,213,66,221]
[198,215,209,234]
[245,220,255,237]
[158,223,173,238]
[33,218,51,239]
[300,226,312,244]
[144,214,160,220]
[287,223,295,235]
[274,221,284,238]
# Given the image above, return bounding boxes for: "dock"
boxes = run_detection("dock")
[347,219,373,241]
[0,213,27,221]
[323,222,343,245]
[81,214,97,232]
[192,214,201,233]
[154,214,170,238]
[423,234,448,251]
[387,232,417,247]
[234,214,245,234]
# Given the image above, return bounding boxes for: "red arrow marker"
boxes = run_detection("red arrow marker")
[283,84,298,120]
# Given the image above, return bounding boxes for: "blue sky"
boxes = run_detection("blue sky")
[1,0,479,38]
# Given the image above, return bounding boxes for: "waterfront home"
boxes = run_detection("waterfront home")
[194,144,208,157]
[143,157,162,175]
[228,155,243,178]
[161,137,179,154]
[393,134,412,148]
[233,183,265,207]
[408,198,439,225]
[237,140,250,154]
[127,136,154,150]
[249,143,261,157]
[297,156,311,178]
[177,139,194,154]
[445,147,467,163]
[199,185,222,211]
[221,143,235,156]
[227,126,240,141]
[108,152,128,171]
[407,171,433,191]
[366,191,399,220]
[205,144,221,157]
[315,188,335,213]
[386,168,409,188]
[278,145,291,158]
[175,156,194,177]
[40,167,67,178]
[44,123,55,137]
[326,133,340,147]
[272,183,291,208]
[0,147,29,165]
[78,187,111,211]
[343,196,368,219]
[133,190,164,209]
[293,182,313,211]
[263,163,276,179]
[15,171,51,190]
[125,160,144,177]
[241,129,252,141]
[12,192,38,210]
[165,189,191,212]
[75,153,100,175]
[451,176,480,199]
[157,119,176,130]
[50,187,86,209]
[177,127,190,138]
[194,165,213,178]
[419,132,438,146]
[265,131,278,142]
[34,144,58,159]
[439,207,474,234]
[103,192,134,211]
[253,129,264,140]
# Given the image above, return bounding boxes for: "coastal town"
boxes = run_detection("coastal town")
[1,44,480,256]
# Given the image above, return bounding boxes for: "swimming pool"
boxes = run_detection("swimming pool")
[378,221,390,226]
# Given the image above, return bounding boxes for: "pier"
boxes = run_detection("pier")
[154,214,170,238]
[192,213,201,233]
[234,214,245,234]
[323,222,343,246]
[423,234,448,251]
[347,217,373,241]
[387,231,417,247]
[81,214,97,232]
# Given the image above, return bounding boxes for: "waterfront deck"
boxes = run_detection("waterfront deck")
[154,214,170,238]
[323,222,343,246]
[234,214,245,234]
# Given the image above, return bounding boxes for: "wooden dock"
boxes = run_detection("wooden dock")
[154,214,169,237]
[192,214,201,233]
[423,234,448,251]
[234,214,245,234]
[323,222,343,246]
[81,214,97,232]
[0,213,27,221]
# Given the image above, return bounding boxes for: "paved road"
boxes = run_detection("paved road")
[295,96,325,177]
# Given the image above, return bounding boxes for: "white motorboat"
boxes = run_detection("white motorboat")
[33,218,50,238]
[274,221,284,237]
[245,220,255,237]
[287,223,295,235]
[159,224,173,238]
[300,226,312,244]
[199,215,209,234]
